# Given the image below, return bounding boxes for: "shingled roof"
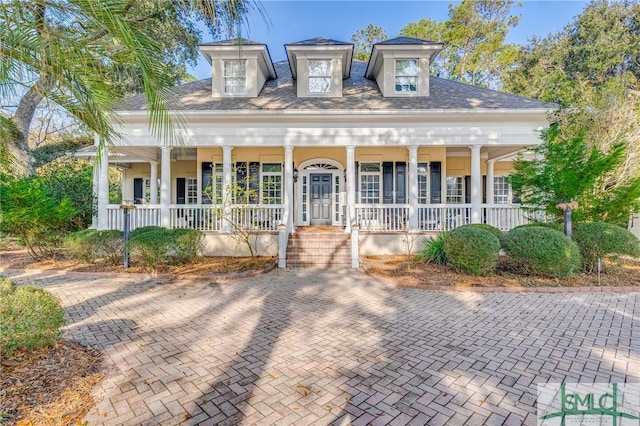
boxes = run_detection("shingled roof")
[118,60,549,112]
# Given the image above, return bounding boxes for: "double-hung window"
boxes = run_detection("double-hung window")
[308,60,331,93]
[261,164,282,204]
[493,176,512,204]
[186,178,198,204]
[224,60,247,94]
[446,176,465,204]
[359,163,381,204]
[395,59,418,93]
[417,163,429,204]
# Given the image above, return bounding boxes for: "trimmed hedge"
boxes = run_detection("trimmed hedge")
[417,232,448,265]
[0,279,65,356]
[512,222,563,232]
[65,229,124,265]
[503,226,580,278]
[128,228,203,269]
[455,224,503,241]
[572,222,640,272]
[444,227,501,276]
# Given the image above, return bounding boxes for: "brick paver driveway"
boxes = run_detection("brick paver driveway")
[5,269,639,425]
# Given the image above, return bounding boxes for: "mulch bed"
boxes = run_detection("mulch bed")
[363,255,640,289]
[0,340,104,426]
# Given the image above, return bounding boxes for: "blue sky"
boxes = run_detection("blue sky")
[190,0,588,79]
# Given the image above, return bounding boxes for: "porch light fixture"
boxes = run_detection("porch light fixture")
[293,168,299,182]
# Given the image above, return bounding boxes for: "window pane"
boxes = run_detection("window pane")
[493,176,511,204]
[395,60,418,76]
[446,176,464,204]
[262,163,281,173]
[360,163,380,173]
[224,60,246,77]
[309,60,331,77]
[309,77,331,93]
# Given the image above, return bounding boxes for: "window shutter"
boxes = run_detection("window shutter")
[465,176,471,204]
[483,175,487,204]
[395,162,406,204]
[355,161,359,202]
[382,162,393,204]
[201,162,212,205]
[249,162,260,204]
[133,178,143,204]
[176,178,186,205]
[430,162,441,203]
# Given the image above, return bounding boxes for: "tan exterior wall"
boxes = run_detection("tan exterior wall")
[494,161,514,176]
[202,233,278,256]
[359,233,432,255]
[294,147,346,167]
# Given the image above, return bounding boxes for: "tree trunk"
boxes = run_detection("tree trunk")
[9,76,54,175]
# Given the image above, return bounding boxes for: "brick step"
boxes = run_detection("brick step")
[286,232,352,269]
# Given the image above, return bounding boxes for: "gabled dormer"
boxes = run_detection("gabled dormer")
[364,37,443,98]
[199,39,276,98]
[284,37,354,98]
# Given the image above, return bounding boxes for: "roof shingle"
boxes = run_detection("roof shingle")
[118,60,549,112]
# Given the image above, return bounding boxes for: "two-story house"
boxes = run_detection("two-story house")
[83,36,551,268]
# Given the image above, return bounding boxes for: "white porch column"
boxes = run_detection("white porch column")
[160,146,172,228]
[486,159,495,205]
[222,146,233,233]
[470,144,482,224]
[284,146,294,232]
[91,157,100,228]
[97,143,109,230]
[408,145,419,232]
[150,161,159,204]
[346,145,356,233]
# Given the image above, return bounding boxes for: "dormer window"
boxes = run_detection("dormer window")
[199,39,276,98]
[364,37,443,98]
[223,60,247,94]
[395,59,418,93]
[308,60,332,93]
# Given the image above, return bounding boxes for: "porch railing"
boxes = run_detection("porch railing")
[107,205,160,231]
[107,204,282,232]
[483,204,532,231]
[355,204,410,232]
[418,204,472,232]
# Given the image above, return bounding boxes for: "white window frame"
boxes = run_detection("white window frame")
[446,176,464,204]
[395,59,418,93]
[223,60,247,95]
[186,178,198,204]
[308,60,332,94]
[359,163,381,204]
[493,176,512,204]
[417,163,429,204]
[261,163,282,205]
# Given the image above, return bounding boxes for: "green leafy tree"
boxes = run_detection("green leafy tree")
[37,158,94,230]
[0,175,78,259]
[502,0,640,212]
[351,24,388,61]
[0,0,251,175]
[509,123,640,225]
[400,0,520,88]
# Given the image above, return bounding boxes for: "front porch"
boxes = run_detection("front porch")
[104,202,532,233]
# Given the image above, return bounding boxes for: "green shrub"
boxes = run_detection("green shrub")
[170,229,203,264]
[0,175,78,259]
[503,226,580,278]
[65,229,98,263]
[444,227,501,276]
[455,224,503,240]
[513,222,563,232]
[65,229,124,265]
[573,222,640,272]
[0,279,65,356]
[128,228,173,269]
[417,232,448,264]
[129,226,165,239]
